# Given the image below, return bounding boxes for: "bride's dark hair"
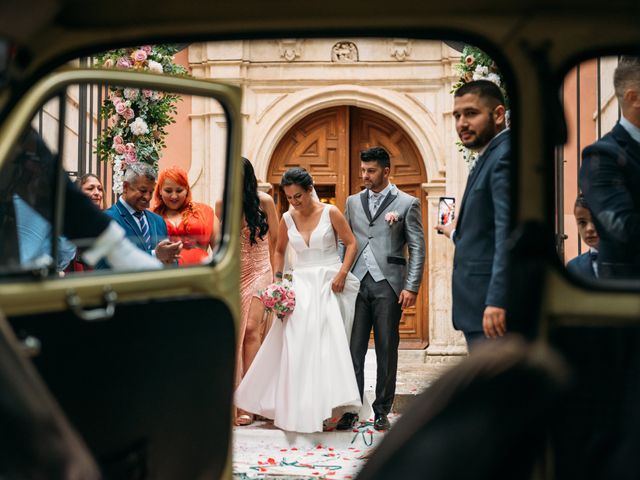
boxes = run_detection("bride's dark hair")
[243,157,269,245]
[280,167,314,190]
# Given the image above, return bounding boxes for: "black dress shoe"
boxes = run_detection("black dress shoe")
[336,412,359,430]
[374,414,390,431]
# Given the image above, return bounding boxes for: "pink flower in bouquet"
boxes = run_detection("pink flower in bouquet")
[125,142,136,153]
[260,282,296,321]
[141,45,153,54]
[113,135,124,145]
[131,49,148,63]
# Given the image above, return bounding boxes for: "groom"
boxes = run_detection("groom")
[338,146,426,431]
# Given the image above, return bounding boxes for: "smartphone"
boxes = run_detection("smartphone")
[437,196,456,234]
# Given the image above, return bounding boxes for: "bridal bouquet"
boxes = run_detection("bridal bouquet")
[259,281,296,321]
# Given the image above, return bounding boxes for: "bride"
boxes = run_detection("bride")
[235,167,361,433]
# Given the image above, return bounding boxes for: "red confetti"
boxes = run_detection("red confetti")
[327,453,335,457]
[312,472,320,476]
[354,449,361,453]
[328,473,336,476]
[343,457,351,460]
[280,449,288,452]
[291,448,298,451]
[352,429,358,432]
[259,467,266,472]
[267,458,276,465]
[316,445,323,449]
[257,461,264,465]
[345,476,353,479]
[328,447,334,451]
[367,429,374,434]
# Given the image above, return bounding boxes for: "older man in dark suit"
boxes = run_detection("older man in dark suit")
[436,80,510,349]
[103,163,181,266]
[579,56,640,280]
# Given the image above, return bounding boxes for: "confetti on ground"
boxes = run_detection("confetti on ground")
[232,418,396,479]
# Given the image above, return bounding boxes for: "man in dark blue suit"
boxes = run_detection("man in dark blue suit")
[436,80,510,349]
[102,163,182,267]
[566,195,599,279]
[579,56,640,280]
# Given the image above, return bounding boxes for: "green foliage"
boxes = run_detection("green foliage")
[94,44,189,193]
[451,45,509,108]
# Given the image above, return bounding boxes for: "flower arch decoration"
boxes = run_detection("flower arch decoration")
[451,45,509,168]
[95,45,189,194]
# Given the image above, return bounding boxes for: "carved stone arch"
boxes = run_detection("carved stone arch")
[249,85,443,183]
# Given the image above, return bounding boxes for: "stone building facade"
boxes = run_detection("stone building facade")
[185,38,469,361]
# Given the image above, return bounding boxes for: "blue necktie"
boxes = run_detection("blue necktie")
[133,211,151,249]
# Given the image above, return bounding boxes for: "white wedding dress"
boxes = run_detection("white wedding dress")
[235,204,362,433]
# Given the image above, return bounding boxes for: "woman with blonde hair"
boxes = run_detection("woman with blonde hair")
[153,165,219,265]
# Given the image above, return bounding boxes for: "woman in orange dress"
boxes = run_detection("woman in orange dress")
[220,158,278,426]
[153,166,219,265]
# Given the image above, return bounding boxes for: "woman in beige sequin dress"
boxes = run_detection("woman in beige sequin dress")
[233,158,278,426]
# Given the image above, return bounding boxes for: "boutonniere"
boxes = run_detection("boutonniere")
[385,211,400,226]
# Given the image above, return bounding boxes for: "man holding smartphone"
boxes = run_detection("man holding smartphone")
[102,163,182,266]
[435,80,510,349]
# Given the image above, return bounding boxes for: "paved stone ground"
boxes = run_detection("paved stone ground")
[232,350,463,479]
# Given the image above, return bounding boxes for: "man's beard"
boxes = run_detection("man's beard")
[461,116,498,149]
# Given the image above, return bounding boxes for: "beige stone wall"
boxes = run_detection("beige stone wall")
[188,38,467,357]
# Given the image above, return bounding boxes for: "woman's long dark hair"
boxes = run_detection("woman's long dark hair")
[243,157,269,245]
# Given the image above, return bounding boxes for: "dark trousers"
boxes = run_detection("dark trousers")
[463,331,486,351]
[350,273,403,416]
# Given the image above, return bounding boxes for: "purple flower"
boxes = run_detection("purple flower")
[116,57,132,69]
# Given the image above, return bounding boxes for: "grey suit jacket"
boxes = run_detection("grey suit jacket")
[342,185,426,296]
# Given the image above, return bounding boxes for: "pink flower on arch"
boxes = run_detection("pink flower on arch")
[131,49,148,63]
[113,135,124,145]
[124,151,137,164]
[113,143,126,155]
[123,108,135,121]
[465,55,476,66]
[116,57,132,69]
[114,102,127,115]
[125,143,136,154]
[141,45,153,54]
